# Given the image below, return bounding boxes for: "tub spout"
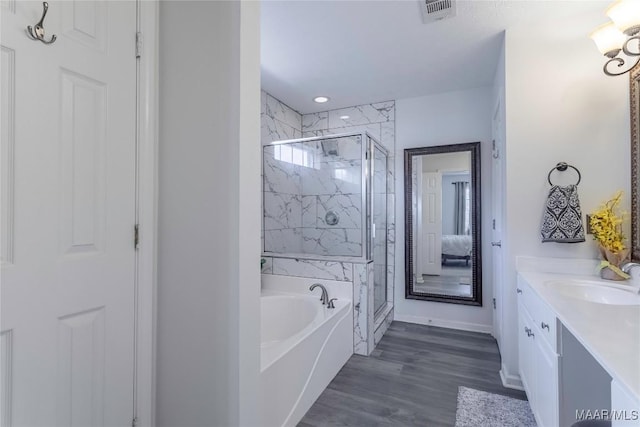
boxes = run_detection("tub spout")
[309,283,329,305]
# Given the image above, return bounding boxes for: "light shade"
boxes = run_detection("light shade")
[313,96,329,103]
[607,0,640,35]
[590,22,626,57]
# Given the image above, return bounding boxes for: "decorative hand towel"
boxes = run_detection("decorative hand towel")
[541,185,586,243]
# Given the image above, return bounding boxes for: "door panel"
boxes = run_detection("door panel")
[1,2,137,425]
[422,172,442,276]
[1,45,15,266]
[491,97,504,348]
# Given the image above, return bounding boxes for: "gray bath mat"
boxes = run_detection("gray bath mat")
[455,386,537,427]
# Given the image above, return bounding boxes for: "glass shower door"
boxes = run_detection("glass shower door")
[372,142,388,316]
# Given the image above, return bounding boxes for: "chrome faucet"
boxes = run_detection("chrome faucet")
[621,262,640,275]
[622,263,640,294]
[309,283,329,305]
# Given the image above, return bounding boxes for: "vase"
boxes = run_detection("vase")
[598,246,630,281]
[600,265,628,281]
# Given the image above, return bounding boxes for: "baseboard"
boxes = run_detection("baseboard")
[499,362,524,391]
[394,314,493,334]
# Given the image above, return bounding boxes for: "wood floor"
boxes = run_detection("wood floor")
[298,321,527,427]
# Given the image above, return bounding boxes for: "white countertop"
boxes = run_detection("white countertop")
[518,271,640,401]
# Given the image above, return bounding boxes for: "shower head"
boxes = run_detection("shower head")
[321,139,339,157]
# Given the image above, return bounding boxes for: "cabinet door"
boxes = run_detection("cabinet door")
[518,304,535,405]
[611,380,640,427]
[536,337,559,427]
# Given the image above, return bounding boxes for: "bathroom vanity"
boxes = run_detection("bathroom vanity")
[516,258,640,427]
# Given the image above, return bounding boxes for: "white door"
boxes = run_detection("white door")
[421,172,442,276]
[412,158,424,283]
[491,96,505,350]
[1,2,137,426]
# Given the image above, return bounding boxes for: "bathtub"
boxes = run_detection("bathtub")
[260,274,353,427]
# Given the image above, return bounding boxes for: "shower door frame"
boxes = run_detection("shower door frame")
[367,136,390,319]
[262,131,385,262]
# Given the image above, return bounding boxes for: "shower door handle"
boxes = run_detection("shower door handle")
[372,223,375,239]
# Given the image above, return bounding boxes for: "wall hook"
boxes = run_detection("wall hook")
[26,2,57,44]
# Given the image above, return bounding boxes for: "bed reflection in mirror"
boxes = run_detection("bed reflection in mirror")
[404,143,482,306]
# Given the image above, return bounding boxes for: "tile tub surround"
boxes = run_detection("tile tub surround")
[262,257,378,356]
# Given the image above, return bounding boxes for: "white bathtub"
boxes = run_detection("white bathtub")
[260,274,353,427]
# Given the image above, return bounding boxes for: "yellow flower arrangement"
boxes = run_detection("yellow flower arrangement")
[590,190,626,254]
[590,191,630,280]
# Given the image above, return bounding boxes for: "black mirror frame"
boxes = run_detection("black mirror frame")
[630,65,639,262]
[404,142,482,306]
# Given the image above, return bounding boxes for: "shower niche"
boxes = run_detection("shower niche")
[262,131,391,354]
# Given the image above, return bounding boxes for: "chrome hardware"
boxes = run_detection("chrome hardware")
[135,32,143,58]
[134,224,140,250]
[529,330,535,338]
[492,140,499,159]
[621,262,640,274]
[516,288,522,294]
[491,241,502,247]
[26,2,57,44]
[541,322,550,331]
[325,210,340,226]
[327,298,337,309]
[524,326,530,335]
[309,283,329,305]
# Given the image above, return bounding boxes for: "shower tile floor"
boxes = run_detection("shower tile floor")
[298,321,526,427]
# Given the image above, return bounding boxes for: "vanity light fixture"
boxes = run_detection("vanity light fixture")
[591,0,640,76]
[313,96,330,103]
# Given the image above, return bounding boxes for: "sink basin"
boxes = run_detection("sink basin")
[544,280,640,305]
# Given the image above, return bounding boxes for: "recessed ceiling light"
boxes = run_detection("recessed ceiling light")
[313,96,330,103]
[339,115,350,120]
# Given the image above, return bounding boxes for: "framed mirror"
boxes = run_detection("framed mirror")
[404,142,482,306]
[631,65,640,262]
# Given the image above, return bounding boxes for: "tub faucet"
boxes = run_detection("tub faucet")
[309,283,329,305]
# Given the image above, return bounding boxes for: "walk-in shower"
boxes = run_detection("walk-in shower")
[263,132,389,316]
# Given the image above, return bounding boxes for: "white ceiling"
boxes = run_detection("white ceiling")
[261,0,609,114]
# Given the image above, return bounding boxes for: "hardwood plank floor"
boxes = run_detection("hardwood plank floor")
[298,321,527,427]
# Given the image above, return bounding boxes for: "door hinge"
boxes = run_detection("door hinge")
[135,32,143,58]
[493,298,496,309]
[134,224,140,250]
[492,219,496,230]
[132,417,138,427]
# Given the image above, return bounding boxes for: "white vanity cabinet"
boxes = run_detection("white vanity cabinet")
[517,276,560,427]
[611,380,640,427]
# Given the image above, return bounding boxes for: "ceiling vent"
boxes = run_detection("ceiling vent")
[420,0,456,24]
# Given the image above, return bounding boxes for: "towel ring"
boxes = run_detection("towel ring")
[547,162,581,186]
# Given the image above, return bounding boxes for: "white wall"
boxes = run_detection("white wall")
[156,2,261,426]
[499,8,630,387]
[394,86,494,332]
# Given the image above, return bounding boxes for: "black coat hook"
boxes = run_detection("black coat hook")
[26,2,57,44]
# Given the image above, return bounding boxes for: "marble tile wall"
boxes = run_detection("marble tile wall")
[302,100,396,344]
[260,92,396,354]
[261,91,303,254]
